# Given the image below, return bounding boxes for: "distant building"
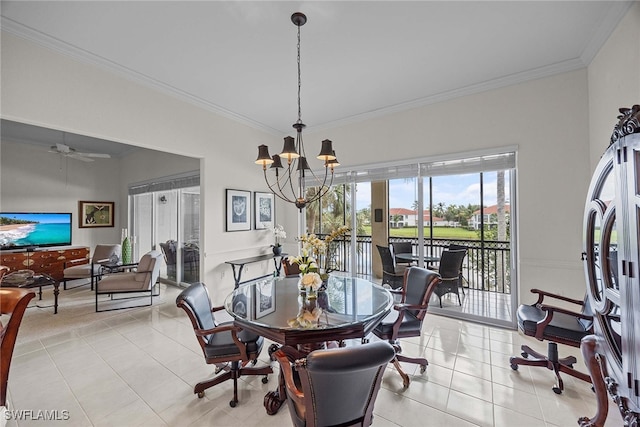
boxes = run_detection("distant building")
[389,208,446,228]
[469,204,511,230]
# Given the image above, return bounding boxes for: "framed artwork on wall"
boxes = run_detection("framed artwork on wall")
[254,192,275,230]
[78,201,115,228]
[226,189,251,231]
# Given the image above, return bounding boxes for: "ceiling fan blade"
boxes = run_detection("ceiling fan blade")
[67,153,94,162]
[75,152,111,158]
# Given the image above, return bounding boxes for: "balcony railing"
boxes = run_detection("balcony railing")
[323,235,511,294]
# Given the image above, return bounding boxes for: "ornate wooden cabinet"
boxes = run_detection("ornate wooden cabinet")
[581,105,640,426]
[0,246,89,281]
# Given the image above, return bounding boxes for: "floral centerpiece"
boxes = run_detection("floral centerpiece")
[288,225,350,292]
[270,224,286,255]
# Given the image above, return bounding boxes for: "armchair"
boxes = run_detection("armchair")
[509,288,593,394]
[391,241,414,266]
[371,266,441,387]
[94,250,162,312]
[176,282,272,407]
[63,244,121,290]
[433,249,467,307]
[1,288,35,406]
[273,341,395,427]
[376,245,407,290]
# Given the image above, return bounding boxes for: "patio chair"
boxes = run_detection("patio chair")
[433,249,466,307]
[376,245,407,290]
[391,242,414,266]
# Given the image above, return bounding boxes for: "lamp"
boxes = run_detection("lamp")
[255,12,338,211]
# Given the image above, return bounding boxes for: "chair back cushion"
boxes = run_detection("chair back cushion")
[391,242,412,256]
[93,244,121,264]
[135,250,162,288]
[376,245,397,273]
[176,282,217,344]
[438,249,466,280]
[297,341,395,426]
[404,267,441,319]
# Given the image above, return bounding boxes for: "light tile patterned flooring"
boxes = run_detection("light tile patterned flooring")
[4,284,622,427]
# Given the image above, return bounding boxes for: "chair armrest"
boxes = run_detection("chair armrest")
[211,305,226,313]
[394,302,428,313]
[530,288,584,307]
[534,304,594,340]
[273,348,304,401]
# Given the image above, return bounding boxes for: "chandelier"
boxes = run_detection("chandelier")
[255,12,339,211]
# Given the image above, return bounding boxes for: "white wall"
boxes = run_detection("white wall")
[0,139,122,248]
[308,69,591,301]
[588,1,640,169]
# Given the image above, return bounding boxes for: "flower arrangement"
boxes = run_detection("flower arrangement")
[270,224,286,248]
[288,226,350,291]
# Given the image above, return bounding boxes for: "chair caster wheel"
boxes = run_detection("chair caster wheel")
[197,391,205,398]
[262,376,269,384]
[229,400,237,408]
[510,363,518,371]
[521,352,529,358]
[251,359,257,365]
[420,365,427,374]
[552,386,562,395]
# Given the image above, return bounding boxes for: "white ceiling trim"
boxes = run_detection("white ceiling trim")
[1,17,282,136]
[579,1,633,65]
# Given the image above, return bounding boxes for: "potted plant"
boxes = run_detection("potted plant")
[271,224,286,256]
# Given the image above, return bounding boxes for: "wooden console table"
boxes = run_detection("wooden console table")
[225,253,287,288]
[0,246,89,281]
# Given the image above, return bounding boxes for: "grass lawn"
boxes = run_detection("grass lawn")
[361,226,478,240]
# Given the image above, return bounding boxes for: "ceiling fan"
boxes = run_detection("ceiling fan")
[49,143,111,162]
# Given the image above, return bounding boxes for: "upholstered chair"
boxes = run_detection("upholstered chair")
[63,244,121,290]
[372,266,441,387]
[176,282,272,407]
[510,289,593,394]
[1,288,35,406]
[94,250,161,312]
[273,341,395,427]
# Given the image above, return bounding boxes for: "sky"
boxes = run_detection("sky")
[355,172,511,210]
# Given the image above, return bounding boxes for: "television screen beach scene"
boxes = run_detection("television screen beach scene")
[0,212,72,249]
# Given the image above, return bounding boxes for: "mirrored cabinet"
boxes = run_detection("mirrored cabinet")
[581,105,640,426]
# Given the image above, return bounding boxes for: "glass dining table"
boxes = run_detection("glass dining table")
[224,274,393,414]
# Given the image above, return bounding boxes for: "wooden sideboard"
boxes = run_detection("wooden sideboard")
[0,246,89,281]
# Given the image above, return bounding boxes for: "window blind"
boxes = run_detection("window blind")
[128,171,200,195]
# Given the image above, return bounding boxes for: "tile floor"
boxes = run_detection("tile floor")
[3,284,622,427]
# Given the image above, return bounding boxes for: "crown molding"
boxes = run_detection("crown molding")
[1,17,283,137]
[579,1,634,65]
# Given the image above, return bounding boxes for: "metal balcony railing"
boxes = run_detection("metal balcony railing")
[322,235,511,294]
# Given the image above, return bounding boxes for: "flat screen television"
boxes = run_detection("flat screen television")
[0,212,73,251]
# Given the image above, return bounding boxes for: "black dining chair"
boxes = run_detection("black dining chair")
[371,266,441,387]
[176,282,272,407]
[376,245,406,290]
[433,249,467,307]
[391,242,414,266]
[273,341,395,427]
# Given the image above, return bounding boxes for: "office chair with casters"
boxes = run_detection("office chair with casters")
[273,341,395,427]
[510,288,593,394]
[391,241,413,266]
[1,288,36,407]
[433,249,466,308]
[376,245,407,290]
[176,282,272,407]
[63,244,121,290]
[371,266,441,387]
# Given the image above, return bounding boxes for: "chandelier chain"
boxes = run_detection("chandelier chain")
[297,24,302,123]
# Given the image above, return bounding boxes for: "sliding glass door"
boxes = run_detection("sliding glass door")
[129,173,200,287]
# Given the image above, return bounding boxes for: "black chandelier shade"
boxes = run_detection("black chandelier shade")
[254,12,338,211]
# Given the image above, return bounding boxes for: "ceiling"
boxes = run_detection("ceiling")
[0,1,633,153]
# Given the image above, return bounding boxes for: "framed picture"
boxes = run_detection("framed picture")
[254,192,275,230]
[255,279,276,318]
[226,189,251,231]
[78,201,114,228]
